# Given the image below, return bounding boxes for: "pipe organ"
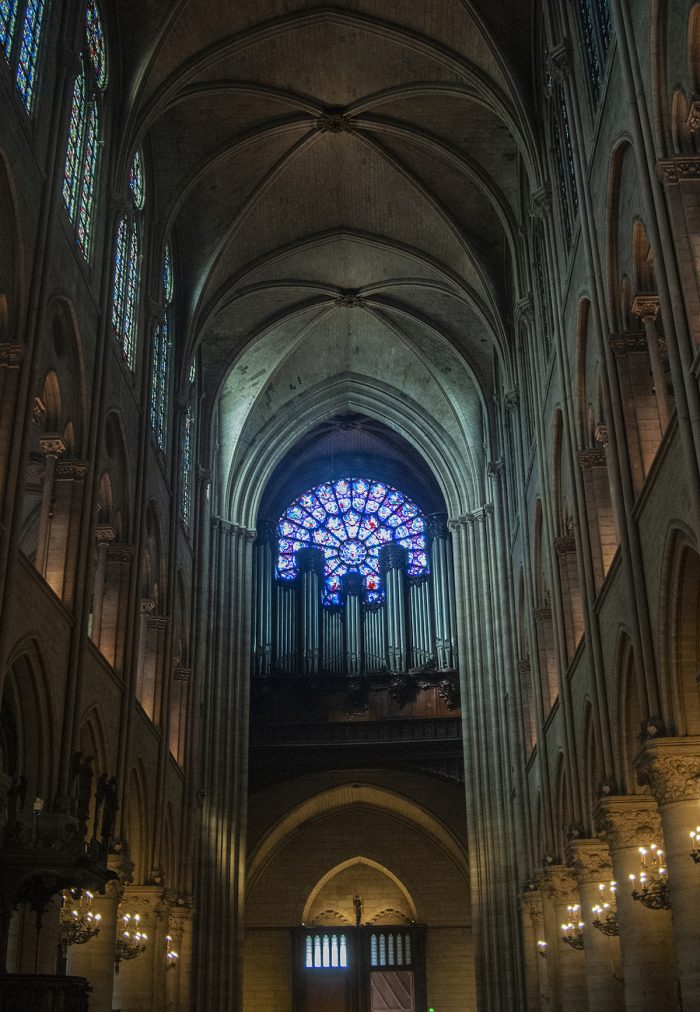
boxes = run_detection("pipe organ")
[253,512,456,677]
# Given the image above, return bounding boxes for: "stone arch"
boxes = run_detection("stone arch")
[553,752,571,859]
[612,632,647,795]
[660,526,700,735]
[169,569,190,763]
[1,644,54,808]
[125,760,150,884]
[302,856,418,927]
[0,148,23,339]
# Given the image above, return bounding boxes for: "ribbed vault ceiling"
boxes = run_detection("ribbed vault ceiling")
[117,1,539,518]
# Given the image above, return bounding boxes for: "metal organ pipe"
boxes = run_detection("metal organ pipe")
[381,544,408,672]
[429,514,455,669]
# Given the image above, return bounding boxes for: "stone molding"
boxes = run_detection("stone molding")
[107,543,136,563]
[594,796,662,850]
[55,460,89,480]
[566,839,613,885]
[318,108,352,133]
[39,434,67,456]
[520,887,544,922]
[173,667,191,682]
[532,607,552,622]
[577,447,607,469]
[487,460,505,479]
[609,333,648,355]
[147,616,169,632]
[657,156,700,185]
[687,99,700,132]
[0,343,25,369]
[547,40,573,83]
[593,423,609,447]
[553,536,576,556]
[631,293,660,321]
[635,737,700,805]
[95,524,117,544]
[530,184,552,218]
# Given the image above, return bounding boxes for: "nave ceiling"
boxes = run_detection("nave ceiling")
[114,0,541,518]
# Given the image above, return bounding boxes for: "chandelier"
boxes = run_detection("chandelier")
[689,826,700,863]
[560,904,584,950]
[59,890,102,947]
[629,844,671,910]
[114,912,148,972]
[591,881,619,936]
[536,939,548,959]
[165,934,179,971]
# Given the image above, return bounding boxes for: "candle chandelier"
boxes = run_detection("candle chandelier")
[59,889,102,947]
[591,881,619,936]
[114,911,148,972]
[689,826,700,863]
[629,844,671,911]
[560,904,584,950]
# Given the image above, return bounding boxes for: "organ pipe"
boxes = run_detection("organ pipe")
[429,514,454,669]
[381,544,407,673]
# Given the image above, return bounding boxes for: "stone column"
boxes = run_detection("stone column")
[543,865,588,1012]
[380,544,407,672]
[111,887,167,1012]
[636,738,700,1010]
[520,887,547,1012]
[595,796,677,1011]
[253,523,274,677]
[0,343,25,508]
[90,525,116,644]
[631,294,671,431]
[566,839,624,1012]
[66,878,121,1012]
[35,434,66,579]
[164,899,193,1012]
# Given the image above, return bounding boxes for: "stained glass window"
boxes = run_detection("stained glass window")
[85,0,106,89]
[129,149,145,209]
[77,100,99,255]
[63,68,86,221]
[16,0,45,111]
[276,478,428,606]
[181,406,193,526]
[150,247,173,452]
[578,0,613,102]
[1,0,19,60]
[552,89,578,247]
[189,358,196,386]
[112,216,140,368]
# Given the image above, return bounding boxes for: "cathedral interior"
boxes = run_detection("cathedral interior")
[1,1,700,1011]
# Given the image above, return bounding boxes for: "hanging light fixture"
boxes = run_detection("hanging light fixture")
[59,890,102,947]
[591,881,619,936]
[114,911,148,972]
[629,844,671,910]
[689,827,700,863]
[560,904,584,950]
[165,934,179,971]
[536,939,548,959]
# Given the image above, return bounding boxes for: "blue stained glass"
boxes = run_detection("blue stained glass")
[276,478,428,603]
[85,0,106,88]
[112,216,140,369]
[63,68,86,221]
[1,0,19,60]
[150,316,168,451]
[553,115,572,246]
[129,150,145,209]
[595,0,612,52]
[577,0,601,100]
[163,244,173,303]
[181,405,193,525]
[77,100,98,255]
[16,0,46,111]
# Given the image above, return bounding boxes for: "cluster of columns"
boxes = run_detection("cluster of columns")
[520,740,700,1011]
[252,514,456,677]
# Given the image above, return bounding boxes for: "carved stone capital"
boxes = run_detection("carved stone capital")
[517,659,531,674]
[173,667,191,682]
[0,343,25,369]
[635,737,700,805]
[39,434,67,457]
[657,156,700,185]
[543,864,579,904]
[548,41,573,83]
[516,296,534,325]
[594,796,662,850]
[488,460,505,479]
[427,513,449,540]
[609,333,648,355]
[687,99,700,132]
[631,294,661,322]
[504,388,519,412]
[577,447,607,469]
[533,607,552,622]
[566,839,613,885]
[520,886,544,922]
[140,598,156,615]
[530,184,552,219]
[95,524,117,545]
[553,536,576,556]
[593,423,609,447]
[447,515,471,532]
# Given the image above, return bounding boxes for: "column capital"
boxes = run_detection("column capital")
[55,459,90,480]
[594,795,662,850]
[0,343,25,369]
[95,524,117,545]
[542,864,578,904]
[173,667,191,682]
[547,40,573,83]
[657,155,700,185]
[38,434,67,457]
[427,513,449,539]
[593,423,609,447]
[565,839,613,885]
[635,737,700,805]
[447,515,472,531]
[553,535,576,556]
[687,98,700,132]
[147,615,169,632]
[515,295,534,325]
[520,885,543,920]
[107,543,136,563]
[488,459,505,479]
[609,332,648,355]
[631,293,661,321]
[529,184,552,219]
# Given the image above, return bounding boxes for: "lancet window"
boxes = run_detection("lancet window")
[150,244,173,452]
[577,0,613,101]
[551,87,578,247]
[111,150,143,369]
[1,0,47,112]
[181,405,193,527]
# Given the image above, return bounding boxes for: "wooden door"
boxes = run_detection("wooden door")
[302,969,352,1011]
[369,971,415,1012]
